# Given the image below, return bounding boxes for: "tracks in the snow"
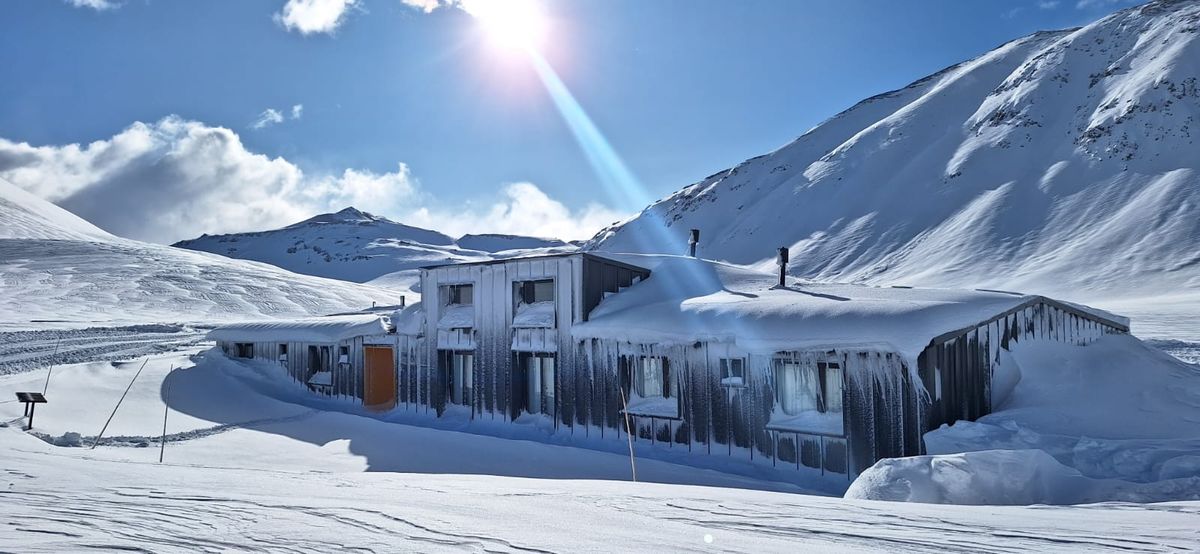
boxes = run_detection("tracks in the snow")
[0,325,207,375]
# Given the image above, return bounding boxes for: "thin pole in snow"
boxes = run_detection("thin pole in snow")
[159,366,173,463]
[618,385,637,483]
[91,358,149,449]
[42,340,62,395]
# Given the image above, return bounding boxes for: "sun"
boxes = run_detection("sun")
[462,0,549,53]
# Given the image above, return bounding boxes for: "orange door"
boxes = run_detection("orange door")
[364,346,397,410]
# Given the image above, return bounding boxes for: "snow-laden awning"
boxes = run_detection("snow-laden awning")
[438,305,475,330]
[571,254,1124,360]
[513,301,555,329]
[208,314,389,344]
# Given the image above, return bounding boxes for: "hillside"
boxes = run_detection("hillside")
[588,1,1200,332]
[173,207,576,283]
[0,179,403,329]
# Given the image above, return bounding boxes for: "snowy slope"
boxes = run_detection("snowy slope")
[588,1,1200,332]
[174,207,577,283]
[0,179,402,329]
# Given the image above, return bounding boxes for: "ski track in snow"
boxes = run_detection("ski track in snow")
[0,325,207,375]
[1,457,1197,553]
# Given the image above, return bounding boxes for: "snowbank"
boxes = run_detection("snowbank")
[208,315,389,344]
[575,254,1067,359]
[846,449,1200,505]
[847,334,1200,505]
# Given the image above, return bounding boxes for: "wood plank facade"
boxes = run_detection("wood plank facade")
[214,253,1130,483]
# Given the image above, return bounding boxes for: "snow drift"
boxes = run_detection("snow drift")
[0,178,402,329]
[587,1,1200,333]
[846,334,1200,505]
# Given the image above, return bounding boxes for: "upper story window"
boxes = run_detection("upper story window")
[517,279,554,304]
[513,279,556,329]
[447,283,473,306]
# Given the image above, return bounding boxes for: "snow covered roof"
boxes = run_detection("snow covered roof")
[391,302,425,336]
[572,254,1124,360]
[208,314,390,344]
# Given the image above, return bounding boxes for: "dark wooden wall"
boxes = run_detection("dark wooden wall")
[917,298,1127,434]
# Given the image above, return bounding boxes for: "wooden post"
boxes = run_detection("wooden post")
[160,366,173,463]
[92,358,149,449]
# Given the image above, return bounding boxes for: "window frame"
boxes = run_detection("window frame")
[774,358,843,416]
[446,283,474,306]
[720,357,747,388]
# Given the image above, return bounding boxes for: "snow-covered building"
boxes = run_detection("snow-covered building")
[210,252,1130,481]
[210,314,410,408]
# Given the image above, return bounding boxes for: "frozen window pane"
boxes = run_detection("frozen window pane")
[825,362,843,413]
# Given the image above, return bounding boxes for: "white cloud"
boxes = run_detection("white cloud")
[405,182,624,241]
[0,117,624,244]
[291,104,304,120]
[65,0,119,10]
[275,0,358,35]
[1038,1,1060,8]
[250,109,285,130]
[401,0,446,13]
[1075,0,1134,9]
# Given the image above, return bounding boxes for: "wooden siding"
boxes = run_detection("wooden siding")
[917,298,1126,434]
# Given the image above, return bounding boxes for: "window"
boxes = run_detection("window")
[447,284,473,306]
[278,344,288,356]
[720,358,745,387]
[513,279,556,328]
[234,343,253,358]
[775,360,842,415]
[338,346,350,365]
[449,351,474,405]
[517,279,555,305]
[524,354,555,415]
[635,356,672,399]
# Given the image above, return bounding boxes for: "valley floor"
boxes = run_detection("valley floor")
[0,343,1197,552]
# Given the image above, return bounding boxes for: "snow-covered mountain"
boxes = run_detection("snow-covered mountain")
[589,1,1200,313]
[0,179,403,329]
[173,207,576,283]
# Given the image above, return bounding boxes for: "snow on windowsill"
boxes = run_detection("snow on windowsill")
[437,304,475,330]
[513,301,555,329]
[307,371,333,387]
[623,395,680,419]
[767,409,844,436]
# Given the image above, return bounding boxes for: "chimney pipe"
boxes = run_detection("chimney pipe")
[777,247,789,288]
[400,295,406,308]
[688,229,700,257]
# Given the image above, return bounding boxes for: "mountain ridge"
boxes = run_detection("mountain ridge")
[587,0,1200,312]
[173,207,576,284]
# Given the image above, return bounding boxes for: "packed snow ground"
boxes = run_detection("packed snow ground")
[1,347,1199,552]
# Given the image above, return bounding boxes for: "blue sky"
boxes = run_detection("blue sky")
[0,0,1140,242]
